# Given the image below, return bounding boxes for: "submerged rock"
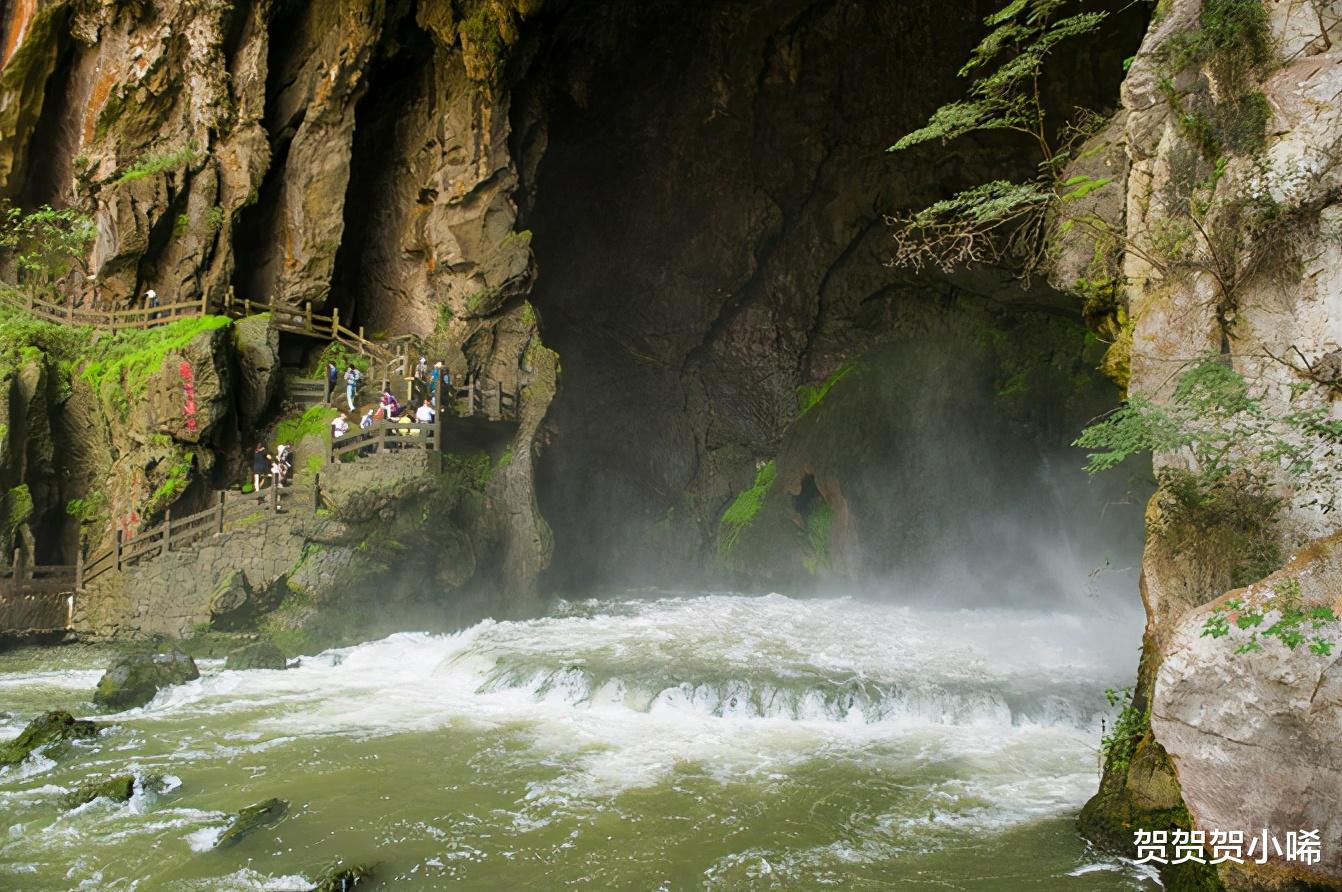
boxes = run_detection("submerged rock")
[93,650,200,711]
[62,774,135,810]
[0,711,99,767]
[224,640,287,671]
[308,863,374,891]
[215,798,289,848]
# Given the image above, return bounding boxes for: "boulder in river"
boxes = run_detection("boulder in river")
[0,711,99,767]
[215,797,289,848]
[308,862,374,891]
[224,640,287,671]
[93,649,200,711]
[62,774,135,809]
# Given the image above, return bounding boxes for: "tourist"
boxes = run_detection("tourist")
[331,412,350,438]
[415,399,435,423]
[145,288,161,324]
[430,361,444,402]
[326,361,339,403]
[360,409,375,430]
[344,365,362,411]
[379,390,399,420]
[415,355,429,381]
[251,442,271,495]
[271,444,292,489]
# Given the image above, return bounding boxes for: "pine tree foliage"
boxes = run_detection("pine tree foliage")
[887,0,1118,273]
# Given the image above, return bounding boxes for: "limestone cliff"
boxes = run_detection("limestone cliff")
[1062,1,1342,888]
[5,3,1342,885]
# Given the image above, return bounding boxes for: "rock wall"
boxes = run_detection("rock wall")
[519,0,1145,592]
[77,509,314,638]
[1154,535,1342,889]
[1068,1,1342,887]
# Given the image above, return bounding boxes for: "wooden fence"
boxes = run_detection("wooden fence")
[328,421,441,463]
[1,558,77,596]
[286,377,331,407]
[0,289,209,331]
[223,291,386,359]
[1,554,77,633]
[80,484,315,589]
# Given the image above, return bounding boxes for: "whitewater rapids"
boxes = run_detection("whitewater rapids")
[0,593,1158,890]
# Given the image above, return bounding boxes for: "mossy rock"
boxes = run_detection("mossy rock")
[93,649,200,711]
[62,774,135,810]
[1079,734,1224,891]
[308,862,374,891]
[215,797,289,848]
[225,640,287,671]
[0,711,99,767]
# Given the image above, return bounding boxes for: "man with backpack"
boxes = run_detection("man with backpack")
[344,364,363,411]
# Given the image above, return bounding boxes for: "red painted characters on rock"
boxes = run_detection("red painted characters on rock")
[179,360,198,433]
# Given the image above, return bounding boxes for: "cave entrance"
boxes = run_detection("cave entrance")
[516,0,1147,597]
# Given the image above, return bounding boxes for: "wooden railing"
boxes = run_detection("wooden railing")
[1,559,77,596]
[222,290,387,360]
[450,377,522,420]
[286,377,331,407]
[0,289,209,331]
[328,421,440,462]
[80,485,315,589]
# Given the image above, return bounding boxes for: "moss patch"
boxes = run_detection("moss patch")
[718,461,777,557]
[112,143,203,185]
[5,484,33,536]
[797,363,858,418]
[80,315,231,416]
[274,405,338,447]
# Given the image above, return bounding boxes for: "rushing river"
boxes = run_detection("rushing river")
[0,594,1159,890]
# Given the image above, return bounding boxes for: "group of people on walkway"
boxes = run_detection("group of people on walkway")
[250,441,294,507]
[323,355,453,415]
[329,395,438,440]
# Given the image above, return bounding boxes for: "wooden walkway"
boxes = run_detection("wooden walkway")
[287,373,521,421]
[79,485,311,590]
[1,560,77,633]
[0,289,210,331]
[2,288,526,634]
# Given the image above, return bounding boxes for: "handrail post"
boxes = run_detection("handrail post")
[358,326,366,354]
[313,473,321,512]
[114,529,123,571]
[331,306,340,336]
[217,491,226,534]
[305,302,313,332]
[163,508,172,554]
[75,545,84,592]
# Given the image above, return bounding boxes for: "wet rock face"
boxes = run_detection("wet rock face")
[62,773,135,810]
[92,648,200,710]
[215,797,288,848]
[522,0,1141,591]
[0,710,98,767]
[1153,535,1342,890]
[224,639,286,670]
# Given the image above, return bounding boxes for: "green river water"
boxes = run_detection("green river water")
[0,594,1159,890]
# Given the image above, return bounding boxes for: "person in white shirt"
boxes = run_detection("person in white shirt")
[331,412,350,438]
[415,399,435,423]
